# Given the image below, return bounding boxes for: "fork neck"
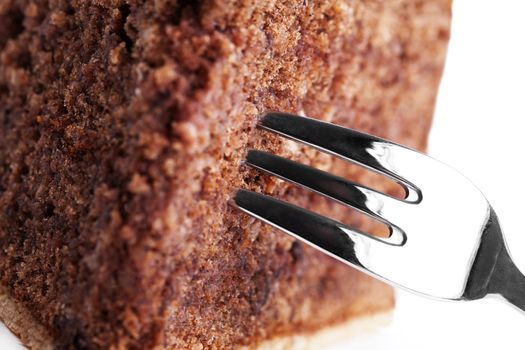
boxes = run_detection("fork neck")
[486,240,525,312]
[464,208,525,312]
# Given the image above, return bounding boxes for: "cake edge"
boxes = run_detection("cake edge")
[1,283,391,350]
[246,311,392,350]
[0,285,53,350]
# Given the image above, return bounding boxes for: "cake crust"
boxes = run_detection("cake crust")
[2,284,392,350]
[0,285,53,350]
[0,0,450,349]
[1,283,390,350]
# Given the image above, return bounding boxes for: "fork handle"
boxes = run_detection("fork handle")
[487,244,525,312]
[465,210,525,312]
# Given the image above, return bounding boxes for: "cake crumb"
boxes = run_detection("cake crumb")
[173,121,198,146]
[191,343,204,350]
[128,174,151,194]
[162,158,176,177]
[25,3,38,18]
[109,43,126,66]
[50,10,66,27]
[154,64,178,88]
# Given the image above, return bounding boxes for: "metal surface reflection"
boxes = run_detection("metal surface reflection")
[233,112,525,312]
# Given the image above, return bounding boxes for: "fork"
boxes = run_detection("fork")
[232,111,525,312]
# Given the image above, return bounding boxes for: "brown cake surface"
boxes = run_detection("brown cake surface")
[0,0,451,349]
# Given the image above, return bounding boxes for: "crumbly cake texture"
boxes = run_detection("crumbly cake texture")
[0,0,451,349]
[0,283,390,350]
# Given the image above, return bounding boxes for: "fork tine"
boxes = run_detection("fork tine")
[232,189,389,267]
[258,112,420,202]
[245,150,407,244]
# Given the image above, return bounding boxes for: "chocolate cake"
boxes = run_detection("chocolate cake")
[0,0,451,349]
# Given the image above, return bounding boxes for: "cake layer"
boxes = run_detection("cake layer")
[0,0,450,349]
[1,281,391,350]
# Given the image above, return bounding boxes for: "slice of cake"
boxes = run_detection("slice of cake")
[0,1,451,349]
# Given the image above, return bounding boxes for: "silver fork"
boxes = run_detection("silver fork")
[232,111,525,312]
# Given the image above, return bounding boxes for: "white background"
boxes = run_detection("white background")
[1,0,525,348]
